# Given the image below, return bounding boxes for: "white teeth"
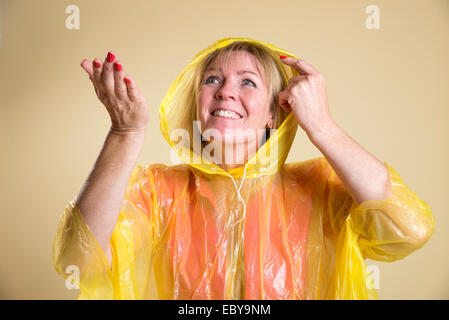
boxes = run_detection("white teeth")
[213,109,241,119]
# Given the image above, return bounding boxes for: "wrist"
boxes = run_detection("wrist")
[107,127,147,151]
[109,126,147,138]
[305,117,341,144]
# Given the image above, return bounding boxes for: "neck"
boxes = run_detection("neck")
[201,137,263,170]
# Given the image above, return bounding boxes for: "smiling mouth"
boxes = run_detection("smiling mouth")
[211,109,243,120]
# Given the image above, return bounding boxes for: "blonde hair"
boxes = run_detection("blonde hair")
[174,41,291,145]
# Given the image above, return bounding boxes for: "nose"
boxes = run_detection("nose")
[215,81,237,100]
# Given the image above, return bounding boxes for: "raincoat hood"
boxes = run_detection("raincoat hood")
[159,37,300,179]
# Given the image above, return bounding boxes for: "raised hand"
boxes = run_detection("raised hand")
[80,51,149,135]
[278,56,334,134]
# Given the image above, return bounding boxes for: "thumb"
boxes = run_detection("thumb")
[80,59,100,96]
[80,59,93,78]
[278,90,292,112]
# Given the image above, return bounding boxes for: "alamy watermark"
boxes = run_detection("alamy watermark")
[365,5,380,30]
[65,5,80,30]
[65,265,80,290]
[366,264,381,290]
[169,121,279,166]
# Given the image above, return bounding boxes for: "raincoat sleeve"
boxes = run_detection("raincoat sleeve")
[52,165,160,299]
[323,159,435,262]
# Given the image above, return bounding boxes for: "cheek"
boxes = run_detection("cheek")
[198,89,213,111]
[246,93,271,122]
[197,92,207,119]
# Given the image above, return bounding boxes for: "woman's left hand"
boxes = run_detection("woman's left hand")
[278,56,334,134]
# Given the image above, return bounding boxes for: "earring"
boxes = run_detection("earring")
[265,124,271,141]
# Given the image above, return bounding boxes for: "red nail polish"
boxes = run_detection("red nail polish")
[124,77,131,84]
[114,62,122,72]
[280,55,287,59]
[93,60,101,68]
[106,52,115,63]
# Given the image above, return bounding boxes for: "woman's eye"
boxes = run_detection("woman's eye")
[205,76,219,84]
[242,79,256,87]
[204,76,255,87]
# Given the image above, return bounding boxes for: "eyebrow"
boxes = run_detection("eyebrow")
[205,67,260,78]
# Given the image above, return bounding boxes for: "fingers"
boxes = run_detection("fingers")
[112,61,127,100]
[80,59,100,96]
[80,59,93,78]
[278,90,292,112]
[280,56,320,75]
[81,52,140,101]
[124,76,139,102]
[92,58,103,97]
[81,52,139,102]
[100,51,116,97]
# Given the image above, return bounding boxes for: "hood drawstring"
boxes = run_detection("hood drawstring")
[224,162,249,228]
[223,162,249,299]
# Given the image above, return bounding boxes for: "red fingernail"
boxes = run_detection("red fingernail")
[114,62,122,72]
[106,51,115,63]
[280,55,287,59]
[124,77,131,84]
[93,60,101,68]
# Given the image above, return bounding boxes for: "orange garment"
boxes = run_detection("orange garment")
[52,37,435,299]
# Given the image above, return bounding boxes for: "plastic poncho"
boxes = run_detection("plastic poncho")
[52,37,435,300]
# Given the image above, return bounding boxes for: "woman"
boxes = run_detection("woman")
[53,37,435,299]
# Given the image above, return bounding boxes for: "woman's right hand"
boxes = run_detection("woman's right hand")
[80,51,149,135]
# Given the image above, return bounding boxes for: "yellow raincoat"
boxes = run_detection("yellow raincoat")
[52,37,435,300]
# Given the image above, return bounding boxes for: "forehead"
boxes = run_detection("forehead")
[205,51,263,77]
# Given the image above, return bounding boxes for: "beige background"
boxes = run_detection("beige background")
[0,0,447,299]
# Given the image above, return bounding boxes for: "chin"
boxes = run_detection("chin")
[202,125,261,146]
[201,126,232,144]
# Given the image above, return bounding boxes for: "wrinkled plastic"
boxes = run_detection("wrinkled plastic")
[53,37,435,299]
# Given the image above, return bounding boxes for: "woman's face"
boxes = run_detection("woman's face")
[197,51,273,144]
